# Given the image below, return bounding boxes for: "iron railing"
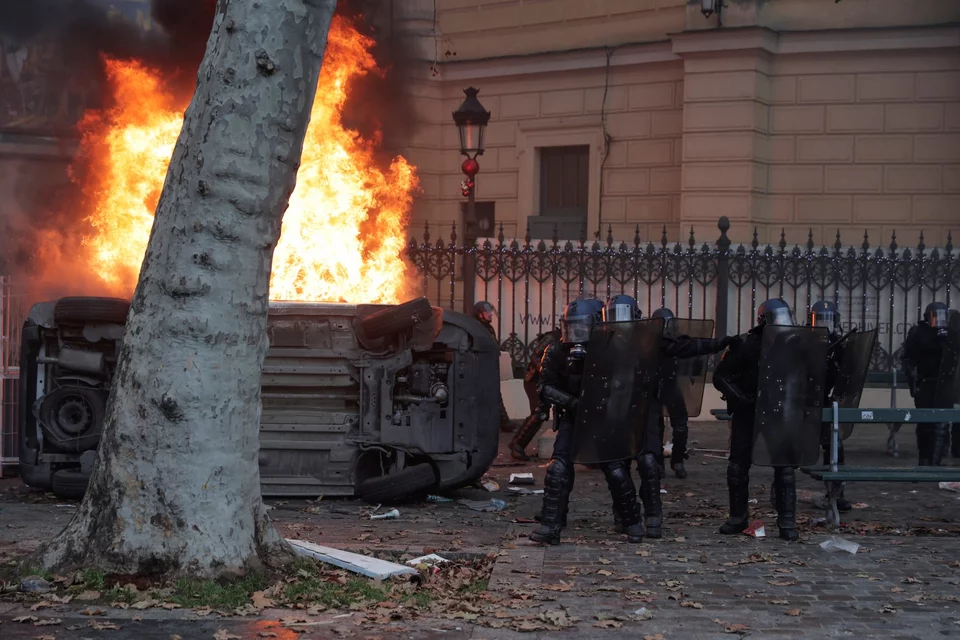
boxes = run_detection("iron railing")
[407,216,959,377]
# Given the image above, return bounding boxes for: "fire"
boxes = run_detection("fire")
[74,17,416,303]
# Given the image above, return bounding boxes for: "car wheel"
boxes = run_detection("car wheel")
[357,463,439,504]
[356,297,433,340]
[54,297,130,325]
[51,470,90,500]
[38,384,106,453]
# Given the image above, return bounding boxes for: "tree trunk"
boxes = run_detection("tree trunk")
[35,0,337,578]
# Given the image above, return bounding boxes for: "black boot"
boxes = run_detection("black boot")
[835,484,852,513]
[637,453,662,538]
[952,423,960,458]
[774,467,799,541]
[603,461,644,543]
[917,424,933,466]
[529,458,573,545]
[670,424,689,479]
[510,411,546,461]
[719,462,750,535]
[930,424,950,467]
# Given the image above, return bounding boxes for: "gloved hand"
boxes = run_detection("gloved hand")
[720,335,738,349]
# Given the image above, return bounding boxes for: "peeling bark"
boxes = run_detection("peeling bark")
[34,0,337,578]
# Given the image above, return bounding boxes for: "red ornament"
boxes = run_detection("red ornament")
[461,158,480,177]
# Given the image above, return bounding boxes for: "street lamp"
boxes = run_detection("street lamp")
[700,0,723,23]
[452,87,491,314]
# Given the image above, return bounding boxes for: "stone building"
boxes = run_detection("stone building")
[394,0,960,247]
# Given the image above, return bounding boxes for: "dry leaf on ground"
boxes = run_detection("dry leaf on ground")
[543,581,573,592]
[594,620,622,629]
[251,591,275,609]
[785,609,803,617]
[769,599,789,605]
[598,558,612,565]
[88,620,121,630]
[680,601,704,609]
[33,619,61,627]
[214,630,242,640]
[131,598,160,610]
[35,635,57,640]
[13,616,39,624]
[643,634,665,640]
[75,590,101,601]
[80,608,105,616]
[597,569,613,576]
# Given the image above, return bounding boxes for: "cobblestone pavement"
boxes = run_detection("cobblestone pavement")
[1,422,958,638]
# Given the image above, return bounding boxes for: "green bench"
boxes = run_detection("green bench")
[710,405,960,526]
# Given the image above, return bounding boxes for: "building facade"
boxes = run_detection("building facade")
[395,0,960,247]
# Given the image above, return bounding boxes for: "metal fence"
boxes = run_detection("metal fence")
[0,276,28,475]
[407,216,959,377]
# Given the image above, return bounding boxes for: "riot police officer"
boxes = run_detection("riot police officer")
[473,301,514,434]
[712,299,802,541]
[651,307,694,479]
[901,302,957,466]
[607,296,733,538]
[809,301,853,512]
[510,328,562,461]
[529,297,646,545]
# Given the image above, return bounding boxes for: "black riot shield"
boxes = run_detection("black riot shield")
[662,318,715,419]
[833,328,878,409]
[752,325,830,467]
[573,318,664,464]
[934,310,960,408]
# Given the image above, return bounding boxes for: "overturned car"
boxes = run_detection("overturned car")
[18,296,501,502]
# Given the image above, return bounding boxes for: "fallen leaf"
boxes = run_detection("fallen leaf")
[12,616,39,624]
[160,602,181,610]
[636,550,651,557]
[680,601,704,609]
[903,577,921,584]
[131,599,159,610]
[133,617,143,622]
[785,609,802,617]
[643,635,665,640]
[906,594,923,603]
[725,623,750,633]
[259,634,279,639]
[543,581,573,592]
[598,558,612,565]
[193,607,214,617]
[170,635,183,640]
[597,569,613,576]
[251,591,275,609]
[890,587,904,593]
[769,599,789,605]
[35,636,57,640]
[75,590,101,601]
[33,619,61,627]
[80,608,105,616]
[89,620,121,630]
[768,580,796,587]
[49,594,73,604]
[233,604,258,617]
[214,630,242,640]
[594,620,622,629]
[30,601,55,611]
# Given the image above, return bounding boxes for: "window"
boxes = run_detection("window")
[531,145,589,240]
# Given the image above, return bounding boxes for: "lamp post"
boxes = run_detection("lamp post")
[700,0,723,25]
[452,87,491,315]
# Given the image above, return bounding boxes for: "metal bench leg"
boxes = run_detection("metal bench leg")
[827,401,841,528]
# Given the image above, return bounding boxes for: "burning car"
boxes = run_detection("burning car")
[18,296,501,502]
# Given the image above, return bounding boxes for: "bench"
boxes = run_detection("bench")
[710,405,960,526]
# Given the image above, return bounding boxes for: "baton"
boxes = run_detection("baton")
[827,326,859,352]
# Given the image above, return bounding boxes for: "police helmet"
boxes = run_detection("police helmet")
[757,298,794,327]
[561,297,604,344]
[809,300,841,334]
[651,307,675,322]
[924,301,949,329]
[473,301,496,324]
[603,294,642,323]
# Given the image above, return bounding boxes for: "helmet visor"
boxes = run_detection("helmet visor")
[604,303,635,323]
[928,308,949,329]
[811,309,839,332]
[561,315,594,344]
[764,306,794,326]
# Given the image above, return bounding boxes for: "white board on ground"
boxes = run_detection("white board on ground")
[286,539,418,580]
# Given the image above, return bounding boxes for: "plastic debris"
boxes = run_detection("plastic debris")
[939,482,960,492]
[507,487,544,496]
[509,473,535,485]
[286,539,418,580]
[633,607,653,620]
[406,553,449,567]
[747,498,758,504]
[513,517,537,524]
[426,495,452,503]
[659,488,668,495]
[482,480,500,492]
[743,520,766,538]
[459,498,508,512]
[370,508,400,520]
[819,536,859,554]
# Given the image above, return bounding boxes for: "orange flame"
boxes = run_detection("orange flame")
[74,17,416,303]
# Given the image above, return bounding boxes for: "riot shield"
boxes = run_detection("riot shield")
[752,325,830,467]
[934,309,960,408]
[831,328,878,441]
[573,318,664,464]
[662,318,715,419]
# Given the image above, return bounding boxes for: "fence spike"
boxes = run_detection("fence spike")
[890,230,898,254]
[552,223,559,247]
[607,224,614,248]
[497,222,505,247]
[751,227,759,250]
[450,221,457,245]
[779,228,786,252]
[834,229,842,253]
[806,229,815,253]
[946,230,953,254]
[524,222,531,247]
[634,224,641,249]
[423,221,431,244]
[918,230,926,253]
[689,226,696,249]
[862,229,870,253]
[717,216,730,252]
[661,225,668,248]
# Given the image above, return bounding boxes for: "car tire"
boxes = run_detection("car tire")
[38,384,107,453]
[54,297,130,325]
[357,463,438,504]
[51,470,90,500]
[357,297,433,340]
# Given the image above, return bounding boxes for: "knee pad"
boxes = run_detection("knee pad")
[637,453,658,478]
[727,461,748,482]
[545,457,573,488]
[672,423,689,436]
[603,461,631,485]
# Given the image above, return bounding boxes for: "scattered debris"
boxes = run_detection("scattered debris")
[458,499,507,512]
[370,509,400,520]
[819,536,860,554]
[286,539,419,580]
[19,576,52,594]
[426,495,452,503]
[939,482,960,492]
[406,554,449,567]
[633,607,653,620]
[743,521,766,538]
[785,608,803,617]
[482,479,501,492]
[510,473,535,485]
[512,517,537,523]
[507,487,544,496]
